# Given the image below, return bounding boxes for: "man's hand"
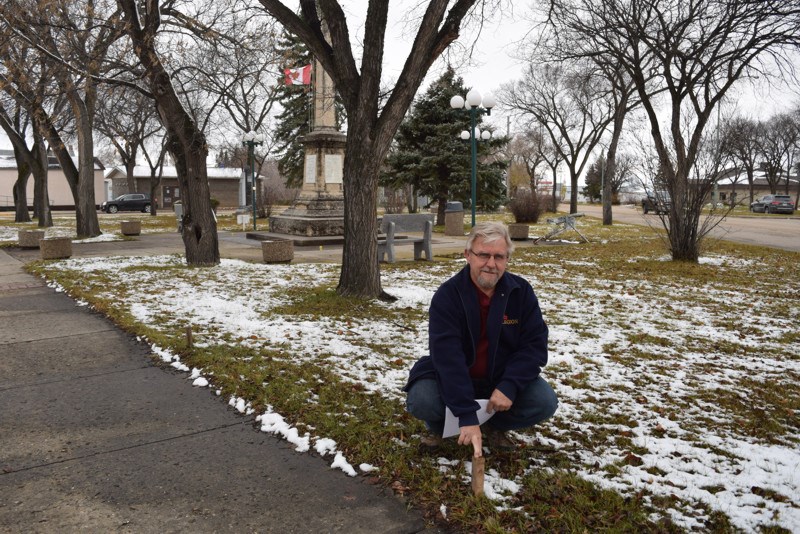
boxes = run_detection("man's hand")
[458,425,483,457]
[487,388,512,414]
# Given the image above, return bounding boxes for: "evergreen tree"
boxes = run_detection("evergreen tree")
[381,67,508,223]
[272,30,313,188]
[582,156,603,202]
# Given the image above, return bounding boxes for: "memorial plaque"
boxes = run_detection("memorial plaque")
[325,155,343,184]
[304,154,317,184]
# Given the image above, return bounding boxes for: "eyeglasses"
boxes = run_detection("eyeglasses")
[469,249,508,263]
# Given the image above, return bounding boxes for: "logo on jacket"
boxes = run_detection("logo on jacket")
[503,314,519,325]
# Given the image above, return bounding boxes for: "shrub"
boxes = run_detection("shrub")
[507,189,544,223]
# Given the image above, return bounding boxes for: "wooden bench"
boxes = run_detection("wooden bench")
[377,220,433,263]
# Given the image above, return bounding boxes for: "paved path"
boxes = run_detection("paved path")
[0,238,436,533]
[578,203,800,252]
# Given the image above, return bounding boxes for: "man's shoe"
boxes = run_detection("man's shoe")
[484,428,516,452]
[419,433,443,451]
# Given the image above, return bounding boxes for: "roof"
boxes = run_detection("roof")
[0,152,105,171]
[716,167,798,186]
[105,165,247,180]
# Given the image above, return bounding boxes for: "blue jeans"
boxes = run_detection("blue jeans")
[405,377,558,436]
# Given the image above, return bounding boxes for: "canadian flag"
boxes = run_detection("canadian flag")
[284,64,312,85]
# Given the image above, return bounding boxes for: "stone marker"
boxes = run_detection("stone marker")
[471,456,485,496]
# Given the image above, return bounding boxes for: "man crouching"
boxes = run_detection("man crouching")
[404,221,558,455]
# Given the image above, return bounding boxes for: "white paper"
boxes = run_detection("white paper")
[442,399,495,438]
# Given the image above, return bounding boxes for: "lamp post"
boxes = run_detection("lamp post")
[241,131,264,230]
[450,89,495,227]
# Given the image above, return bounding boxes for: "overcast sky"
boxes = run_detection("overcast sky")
[2,1,797,153]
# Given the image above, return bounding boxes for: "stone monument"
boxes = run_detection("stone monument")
[269,55,346,238]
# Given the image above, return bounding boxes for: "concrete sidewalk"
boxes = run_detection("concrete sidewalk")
[0,243,434,532]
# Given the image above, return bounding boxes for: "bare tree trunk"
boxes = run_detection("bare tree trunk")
[338,135,383,299]
[119,0,219,265]
[603,90,629,225]
[602,160,614,224]
[14,174,31,222]
[167,132,219,264]
[37,110,83,231]
[126,156,138,193]
[12,162,31,223]
[32,137,51,227]
[568,172,579,214]
[72,100,101,237]
[149,180,159,216]
[34,169,52,228]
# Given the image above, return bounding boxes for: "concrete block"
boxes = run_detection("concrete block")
[444,211,464,236]
[120,220,141,236]
[508,223,530,240]
[261,239,293,263]
[18,230,45,249]
[40,237,72,260]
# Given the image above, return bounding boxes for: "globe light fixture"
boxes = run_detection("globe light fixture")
[450,89,496,227]
[241,130,263,230]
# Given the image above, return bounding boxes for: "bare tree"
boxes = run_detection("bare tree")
[115,0,239,265]
[779,112,800,196]
[540,132,564,212]
[721,116,762,205]
[794,106,800,209]
[255,0,496,299]
[525,1,644,225]
[140,135,169,217]
[584,151,635,203]
[543,0,800,261]
[95,85,164,197]
[502,61,616,214]
[509,129,548,194]
[757,114,796,194]
[1,0,126,238]
[0,38,73,228]
[0,101,35,223]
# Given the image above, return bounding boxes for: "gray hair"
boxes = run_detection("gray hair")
[465,221,515,257]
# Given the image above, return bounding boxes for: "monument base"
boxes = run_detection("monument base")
[268,213,345,237]
[268,190,344,238]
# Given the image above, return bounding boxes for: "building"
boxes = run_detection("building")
[712,168,799,206]
[0,149,105,210]
[104,166,257,209]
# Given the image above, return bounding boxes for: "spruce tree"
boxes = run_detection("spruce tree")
[272,30,313,188]
[382,67,507,223]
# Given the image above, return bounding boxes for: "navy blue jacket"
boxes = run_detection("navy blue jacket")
[405,265,548,427]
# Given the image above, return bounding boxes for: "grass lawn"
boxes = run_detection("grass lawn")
[8,211,800,533]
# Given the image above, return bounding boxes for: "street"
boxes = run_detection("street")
[578,203,800,253]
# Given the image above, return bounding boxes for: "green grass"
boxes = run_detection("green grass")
[20,212,800,533]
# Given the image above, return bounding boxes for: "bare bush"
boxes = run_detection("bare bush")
[507,189,545,223]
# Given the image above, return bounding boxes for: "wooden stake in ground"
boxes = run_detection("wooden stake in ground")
[471,456,485,496]
[185,325,193,348]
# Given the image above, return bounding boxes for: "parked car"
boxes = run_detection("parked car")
[750,194,795,214]
[642,191,671,215]
[100,193,152,214]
